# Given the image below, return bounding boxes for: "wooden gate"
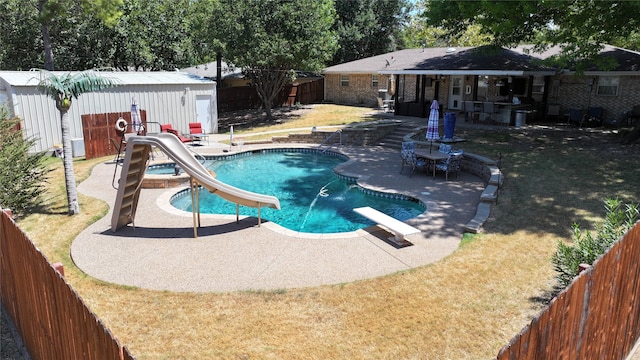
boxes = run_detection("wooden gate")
[81,111,147,160]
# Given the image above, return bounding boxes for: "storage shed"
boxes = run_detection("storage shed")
[0,71,218,154]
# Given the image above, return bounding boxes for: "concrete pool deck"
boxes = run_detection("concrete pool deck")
[71,132,486,293]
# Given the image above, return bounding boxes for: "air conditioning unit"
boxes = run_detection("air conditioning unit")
[71,138,85,158]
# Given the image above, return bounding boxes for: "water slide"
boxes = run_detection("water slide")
[110,133,280,232]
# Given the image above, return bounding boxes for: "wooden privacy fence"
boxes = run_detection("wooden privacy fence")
[81,111,147,160]
[218,78,325,113]
[293,78,324,105]
[0,210,135,360]
[497,222,640,359]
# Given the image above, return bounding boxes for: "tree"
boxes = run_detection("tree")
[223,0,338,120]
[552,199,639,288]
[0,106,49,218]
[0,0,43,70]
[421,0,640,67]
[1,0,218,71]
[37,70,118,215]
[331,0,412,65]
[110,0,202,71]
[36,0,123,70]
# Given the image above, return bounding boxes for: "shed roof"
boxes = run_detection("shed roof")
[0,71,214,87]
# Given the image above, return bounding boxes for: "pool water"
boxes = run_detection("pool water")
[147,161,214,175]
[147,163,178,175]
[170,150,425,233]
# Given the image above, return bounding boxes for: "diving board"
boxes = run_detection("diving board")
[353,206,420,245]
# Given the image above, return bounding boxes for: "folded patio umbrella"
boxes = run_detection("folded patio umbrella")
[426,100,440,152]
[131,97,144,134]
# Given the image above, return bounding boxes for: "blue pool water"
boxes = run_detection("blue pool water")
[147,163,178,175]
[170,150,425,233]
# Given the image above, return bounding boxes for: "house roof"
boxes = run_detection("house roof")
[323,46,557,76]
[323,45,640,77]
[0,70,214,87]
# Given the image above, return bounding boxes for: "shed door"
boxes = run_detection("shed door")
[448,76,463,110]
[195,95,211,133]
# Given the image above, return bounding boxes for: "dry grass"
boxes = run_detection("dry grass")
[221,104,379,141]
[17,109,640,359]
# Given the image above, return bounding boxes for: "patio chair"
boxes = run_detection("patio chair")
[438,143,452,154]
[188,122,208,144]
[584,107,604,127]
[568,109,584,127]
[377,97,389,112]
[400,141,427,177]
[189,122,203,135]
[481,102,499,123]
[464,101,479,123]
[160,123,192,143]
[435,153,463,181]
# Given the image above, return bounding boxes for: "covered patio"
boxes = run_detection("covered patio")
[379,46,557,123]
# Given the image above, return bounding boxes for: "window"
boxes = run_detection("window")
[372,75,379,87]
[597,77,619,96]
[341,75,349,87]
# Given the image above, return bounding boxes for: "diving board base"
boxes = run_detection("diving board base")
[353,206,420,245]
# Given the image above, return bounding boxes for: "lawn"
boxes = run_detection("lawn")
[18,106,640,359]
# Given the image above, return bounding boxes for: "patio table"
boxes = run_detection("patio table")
[415,149,449,178]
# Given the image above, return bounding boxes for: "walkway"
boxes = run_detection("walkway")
[71,121,486,293]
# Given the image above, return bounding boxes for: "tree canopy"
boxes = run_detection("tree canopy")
[0,0,214,71]
[421,0,640,66]
[222,0,338,119]
[331,0,412,65]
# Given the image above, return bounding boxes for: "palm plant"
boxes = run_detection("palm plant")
[37,70,118,215]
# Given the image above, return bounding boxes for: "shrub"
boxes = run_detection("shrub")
[0,106,50,217]
[552,198,639,288]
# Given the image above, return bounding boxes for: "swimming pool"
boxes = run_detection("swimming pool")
[170,149,425,233]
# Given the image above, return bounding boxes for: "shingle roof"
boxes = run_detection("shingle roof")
[322,47,468,74]
[324,44,640,75]
[400,46,555,73]
[323,46,555,75]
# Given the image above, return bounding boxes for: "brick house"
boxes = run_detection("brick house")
[323,45,640,124]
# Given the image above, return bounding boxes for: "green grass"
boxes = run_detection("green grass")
[17,107,640,359]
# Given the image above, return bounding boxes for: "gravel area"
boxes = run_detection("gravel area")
[1,306,28,360]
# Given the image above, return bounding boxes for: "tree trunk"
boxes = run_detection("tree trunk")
[252,68,289,121]
[59,109,79,215]
[38,0,55,71]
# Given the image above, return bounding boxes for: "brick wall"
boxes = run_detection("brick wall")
[552,75,640,120]
[324,73,394,107]
[326,72,640,122]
